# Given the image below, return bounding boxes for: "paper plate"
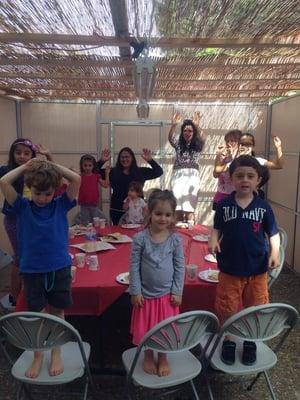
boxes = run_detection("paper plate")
[102,234,132,243]
[116,272,130,285]
[70,241,115,253]
[199,269,219,283]
[193,234,209,242]
[121,224,141,229]
[204,254,217,263]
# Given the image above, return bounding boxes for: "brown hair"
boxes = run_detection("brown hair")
[25,160,62,191]
[128,181,144,198]
[146,189,177,229]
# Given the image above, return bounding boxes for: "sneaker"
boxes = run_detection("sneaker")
[221,340,236,365]
[242,341,257,365]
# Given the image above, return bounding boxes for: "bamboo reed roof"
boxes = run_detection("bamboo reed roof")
[0,0,299,103]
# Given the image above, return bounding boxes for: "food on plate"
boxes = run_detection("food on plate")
[103,232,123,241]
[208,270,219,281]
[82,242,98,252]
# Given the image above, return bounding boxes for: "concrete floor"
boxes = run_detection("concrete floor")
[0,264,299,400]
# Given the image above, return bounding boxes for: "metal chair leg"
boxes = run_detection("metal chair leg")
[263,371,277,400]
[247,371,262,391]
[190,379,200,400]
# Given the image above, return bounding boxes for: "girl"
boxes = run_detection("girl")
[129,189,185,376]
[78,154,109,225]
[169,111,205,223]
[212,129,242,210]
[122,181,147,224]
[0,139,52,304]
[238,133,284,169]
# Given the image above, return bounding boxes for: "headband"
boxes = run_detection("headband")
[14,139,36,151]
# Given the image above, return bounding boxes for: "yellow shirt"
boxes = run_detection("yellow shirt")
[23,184,31,199]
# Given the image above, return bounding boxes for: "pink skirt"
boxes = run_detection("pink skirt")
[130,293,179,345]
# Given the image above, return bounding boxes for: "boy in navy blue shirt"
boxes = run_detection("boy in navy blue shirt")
[209,155,280,366]
[0,158,81,379]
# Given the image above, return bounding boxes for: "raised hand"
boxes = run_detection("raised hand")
[192,111,201,127]
[272,136,282,148]
[35,144,53,160]
[100,148,111,162]
[141,148,152,162]
[171,111,182,125]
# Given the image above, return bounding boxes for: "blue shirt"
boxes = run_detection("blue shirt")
[11,193,76,273]
[214,192,278,277]
[129,229,185,298]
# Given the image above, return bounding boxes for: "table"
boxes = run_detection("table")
[16,225,219,315]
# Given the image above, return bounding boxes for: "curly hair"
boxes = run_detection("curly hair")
[179,119,205,154]
[24,160,62,191]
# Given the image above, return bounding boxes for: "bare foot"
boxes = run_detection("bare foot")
[49,347,64,376]
[25,351,43,379]
[143,349,157,375]
[157,353,170,377]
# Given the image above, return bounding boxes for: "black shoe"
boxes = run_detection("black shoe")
[242,341,257,365]
[221,340,236,365]
[8,294,16,307]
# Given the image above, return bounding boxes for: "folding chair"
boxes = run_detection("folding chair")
[0,312,97,400]
[0,250,14,314]
[268,245,285,289]
[204,303,299,400]
[122,310,219,400]
[278,226,288,250]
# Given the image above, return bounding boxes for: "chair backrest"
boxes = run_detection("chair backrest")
[268,245,285,289]
[219,303,298,342]
[0,312,82,351]
[140,311,219,353]
[278,226,288,250]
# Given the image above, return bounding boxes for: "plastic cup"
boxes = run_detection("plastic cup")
[186,264,198,281]
[71,266,76,283]
[88,255,99,271]
[93,217,100,227]
[187,221,195,230]
[99,219,106,229]
[75,253,85,268]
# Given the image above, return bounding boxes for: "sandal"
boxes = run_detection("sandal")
[242,341,257,365]
[221,340,236,365]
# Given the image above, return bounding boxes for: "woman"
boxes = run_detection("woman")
[169,111,205,223]
[98,147,163,225]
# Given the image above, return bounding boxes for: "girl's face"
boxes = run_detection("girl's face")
[150,200,175,232]
[14,144,33,165]
[31,186,55,207]
[231,166,261,196]
[128,188,138,200]
[119,150,133,169]
[82,160,94,174]
[239,137,255,156]
[182,125,194,144]
[225,137,239,155]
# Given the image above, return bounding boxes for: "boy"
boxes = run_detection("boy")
[0,158,81,379]
[209,155,280,366]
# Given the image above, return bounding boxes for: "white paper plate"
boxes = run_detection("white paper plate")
[69,253,74,259]
[204,254,217,263]
[193,234,209,242]
[199,269,219,283]
[102,234,133,243]
[116,272,130,285]
[70,241,115,253]
[121,224,141,229]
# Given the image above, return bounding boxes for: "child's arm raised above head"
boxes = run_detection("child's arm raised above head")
[100,165,110,188]
[264,136,284,170]
[49,162,81,201]
[35,144,53,161]
[0,162,28,205]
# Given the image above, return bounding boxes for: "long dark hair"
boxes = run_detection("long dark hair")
[179,119,204,154]
[79,154,97,173]
[115,147,138,174]
[8,138,36,169]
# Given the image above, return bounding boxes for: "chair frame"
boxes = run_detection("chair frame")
[204,303,299,400]
[0,311,97,400]
[278,226,288,250]
[268,245,285,289]
[123,310,219,400]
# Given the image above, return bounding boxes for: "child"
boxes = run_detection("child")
[209,155,280,366]
[212,130,242,210]
[122,181,147,224]
[78,154,109,225]
[129,189,185,376]
[0,139,52,305]
[0,158,81,379]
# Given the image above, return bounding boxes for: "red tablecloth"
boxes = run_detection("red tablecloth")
[16,225,218,315]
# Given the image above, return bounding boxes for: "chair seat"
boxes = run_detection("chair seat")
[207,336,277,375]
[12,341,90,385]
[122,347,201,389]
[0,294,15,313]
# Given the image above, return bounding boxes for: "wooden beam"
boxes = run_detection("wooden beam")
[0,33,299,49]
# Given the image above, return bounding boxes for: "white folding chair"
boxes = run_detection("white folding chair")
[204,303,299,400]
[0,312,97,400]
[268,245,285,289]
[278,227,288,250]
[122,310,219,400]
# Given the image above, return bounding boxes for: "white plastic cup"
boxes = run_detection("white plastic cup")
[88,255,99,271]
[75,253,85,268]
[93,217,100,227]
[186,264,198,281]
[99,219,106,229]
[71,266,77,283]
[187,220,195,230]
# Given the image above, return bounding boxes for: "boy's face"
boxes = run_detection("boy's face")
[30,186,55,207]
[231,166,261,196]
